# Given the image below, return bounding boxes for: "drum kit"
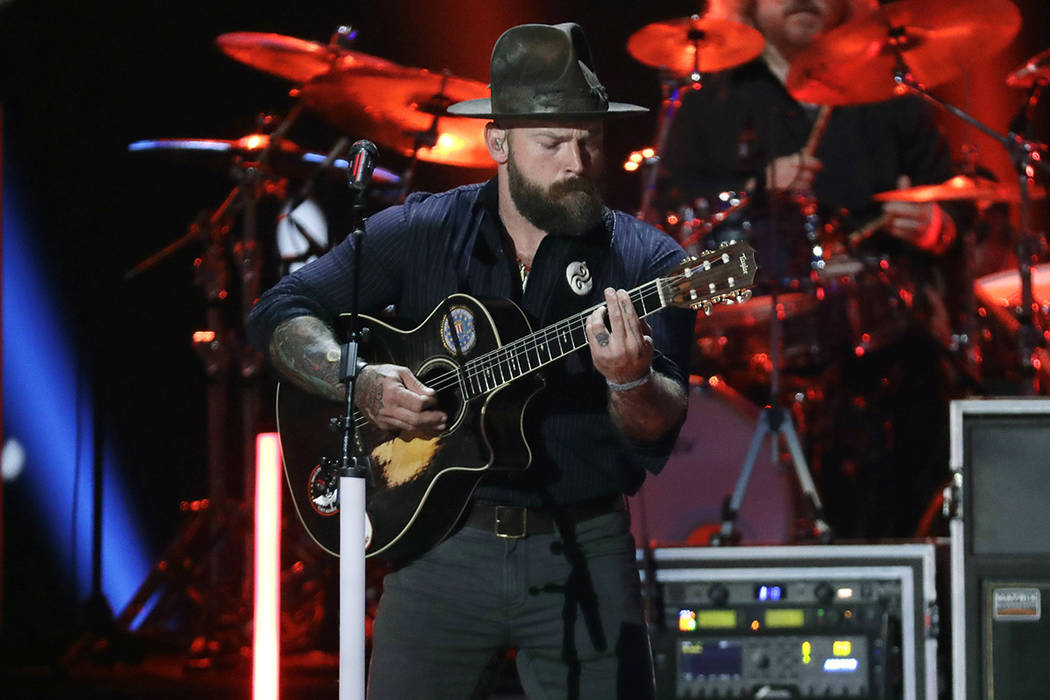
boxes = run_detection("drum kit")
[623,0,1050,545]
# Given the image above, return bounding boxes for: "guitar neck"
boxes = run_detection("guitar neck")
[459,279,667,399]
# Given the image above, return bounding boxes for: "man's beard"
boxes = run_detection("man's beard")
[507,155,606,237]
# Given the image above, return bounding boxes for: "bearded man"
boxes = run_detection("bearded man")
[247,23,695,699]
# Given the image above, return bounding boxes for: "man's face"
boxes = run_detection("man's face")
[504,122,606,236]
[753,0,849,55]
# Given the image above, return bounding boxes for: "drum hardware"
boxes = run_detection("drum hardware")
[629,375,798,547]
[785,0,1022,106]
[709,279,833,547]
[118,107,347,659]
[786,0,1048,394]
[218,29,492,171]
[872,174,1047,206]
[298,57,491,170]
[709,146,832,546]
[125,133,401,189]
[216,29,398,86]
[882,76,1048,396]
[627,11,765,226]
[626,12,766,78]
[1006,47,1050,89]
[676,190,750,252]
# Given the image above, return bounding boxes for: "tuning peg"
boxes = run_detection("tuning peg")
[735,289,753,304]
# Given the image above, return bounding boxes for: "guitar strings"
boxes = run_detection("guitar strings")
[348,251,747,432]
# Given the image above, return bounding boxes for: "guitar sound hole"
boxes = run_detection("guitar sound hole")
[417,359,467,434]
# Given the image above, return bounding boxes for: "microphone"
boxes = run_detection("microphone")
[347,140,378,192]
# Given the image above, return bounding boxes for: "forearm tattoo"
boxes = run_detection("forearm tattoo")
[269,316,344,400]
[356,367,384,416]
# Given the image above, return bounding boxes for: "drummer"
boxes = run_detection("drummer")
[663,0,959,252]
[662,0,965,540]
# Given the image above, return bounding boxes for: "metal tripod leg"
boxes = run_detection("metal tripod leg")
[711,405,832,545]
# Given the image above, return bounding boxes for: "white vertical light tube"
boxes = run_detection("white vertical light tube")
[253,432,282,700]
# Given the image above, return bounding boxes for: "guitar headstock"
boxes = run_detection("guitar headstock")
[663,240,758,313]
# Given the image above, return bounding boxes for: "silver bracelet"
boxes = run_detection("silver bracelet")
[607,368,653,392]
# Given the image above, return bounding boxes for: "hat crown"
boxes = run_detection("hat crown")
[447,22,644,119]
[490,23,609,116]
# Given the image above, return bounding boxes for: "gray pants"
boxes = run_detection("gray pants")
[367,509,655,699]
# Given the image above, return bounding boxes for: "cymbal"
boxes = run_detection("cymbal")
[1007,47,1050,88]
[872,174,1045,204]
[301,69,492,168]
[216,32,400,83]
[127,135,401,184]
[217,31,491,168]
[787,0,1021,105]
[627,14,765,75]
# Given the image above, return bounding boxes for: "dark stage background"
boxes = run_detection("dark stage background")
[0,0,1047,672]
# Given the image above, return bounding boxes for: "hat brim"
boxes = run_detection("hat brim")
[447,98,649,119]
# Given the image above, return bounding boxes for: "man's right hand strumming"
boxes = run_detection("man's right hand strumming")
[355,364,447,436]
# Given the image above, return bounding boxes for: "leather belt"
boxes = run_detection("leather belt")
[464,495,625,539]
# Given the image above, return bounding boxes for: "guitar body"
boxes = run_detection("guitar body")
[277,294,544,562]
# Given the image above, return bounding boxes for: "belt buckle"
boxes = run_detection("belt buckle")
[494,506,527,539]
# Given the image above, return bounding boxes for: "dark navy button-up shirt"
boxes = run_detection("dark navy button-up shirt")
[248,178,696,507]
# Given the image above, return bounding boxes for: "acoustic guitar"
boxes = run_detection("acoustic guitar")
[276,241,757,561]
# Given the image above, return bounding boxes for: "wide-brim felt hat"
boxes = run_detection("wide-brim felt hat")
[448,23,648,120]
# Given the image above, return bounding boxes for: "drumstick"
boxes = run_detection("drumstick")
[803,105,833,157]
[847,213,889,246]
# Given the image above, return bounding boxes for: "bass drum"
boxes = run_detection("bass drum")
[628,377,797,546]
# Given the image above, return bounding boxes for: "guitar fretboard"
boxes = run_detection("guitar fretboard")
[459,280,666,399]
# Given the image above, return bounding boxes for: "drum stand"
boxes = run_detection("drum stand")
[113,109,333,662]
[710,138,832,544]
[710,287,832,545]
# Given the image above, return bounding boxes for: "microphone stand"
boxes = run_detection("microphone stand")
[338,167,372,700]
